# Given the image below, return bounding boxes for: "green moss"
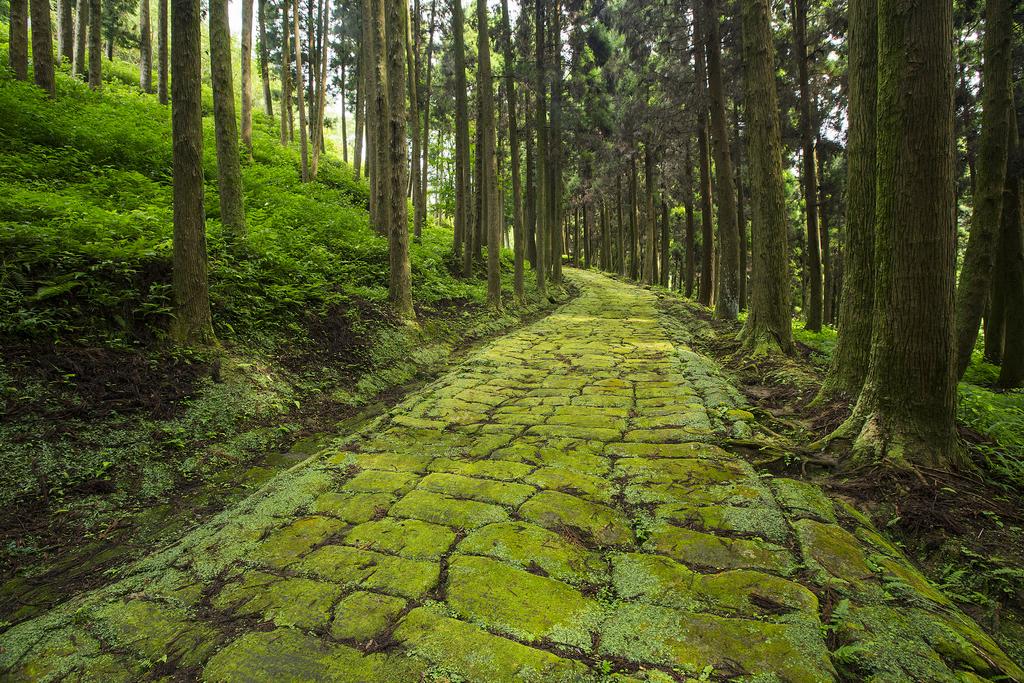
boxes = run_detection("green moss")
[520,490,634,547]
[642,523,796,574]
[527,424,624,441]
[342,469,421,495]
[614,457,749,486]
[330,591,408,641]
[770,479,837,523]
[792,519,874,584]
[427,457,535,481]
[92,599,220,669]
[655,503,790,543]
[252,516,349,569]
[297,545,439,599]
[311,491,396,522]
[446,555,605,650]
[213,571,343,629]
[389,489,510,529]
[417,472,535,506]
[344,518,457,559]
[524,467,615,504]
[456,521,607,585]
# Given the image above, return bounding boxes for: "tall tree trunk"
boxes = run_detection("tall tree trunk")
[643,146,658,285]
[209,0,247,238]
[791,0,822,331]
[500,0,524,301]
[629,156,639,281]
[817,0,876,399]
[453,0,471,271]
[953,0,1014,378]
[420,0,437,234]
[258,0,274,116]
[354,48,365,178]
[533,0,547,294]
[240,0,254,152]
[703,0,739,318]
[818,140,833,325]
[548,0,563,285]
[157,0,168,102]
[737,0,793,356]
[30,0,56,96]
[477,0,501,307]
[685,142,696,298]
[525,98,538,268]
[293,0,310,181]
[340,61,348,163]
[841,0,960,469]
[734,103,747,310]
[694,4,713,306]
[73,0,88,80]
[9,0,28,81]
[407,0,423,239]
[280,0,292,146]
[140,0,153,92]
[58,0,74,63]
[311,0,331,177]
[616,175,625,277]
[997,115,1024,388]
[170,0,214,345]
[87,0,101,88]
[660,199,670,287]
[386,0,415,318]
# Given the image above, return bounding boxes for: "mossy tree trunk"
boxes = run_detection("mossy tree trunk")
[616,175,626,277]
[406,0,423,240]
[419,0,438,242]
[548,0,564,285]
[170,0,215,346]
[684,142,696,298]
[533,0,548,295]
[817,0,876,400]
[953,0,1014,378]
[737,0,793,356]
[692,1,713,307]
[57,0,74,63]
[87,0,101,89]
[209,0,247,238]
[734,103,747,311]
[354,49,365,178]
[30,0,56,96]
[643,146,658,286]
[258,0,273,117]
[385,0,415,319]
[660,199,670,287]
[840,0,962,470]
[629,155,639,281]
[476,0,501,308]
[73,0,88,80]
[9,0,29,81]
[280,0,292,146]
[996,114,1024,388]
[140,0,153,92]
[452,0,471,270]
[240,0,254,153]
[292,0,310,181]
[703,0,738,319]
[500,0,525,301]
[157,0,168,102]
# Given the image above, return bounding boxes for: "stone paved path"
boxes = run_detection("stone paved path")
[2,271,1022,682]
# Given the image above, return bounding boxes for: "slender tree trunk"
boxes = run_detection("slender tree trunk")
[258,0,274,116]
[311,0,331,177]
[525,91,537,268]
[280,0,292,146]
[240,0,254,152]
[87,0,101,88]
[140,0,153,92]
[737,0,793,355]
[548,0,563,285]
[157,0,168,102]
[997,115,1024,388]
[533,0,547,294]
[420,0,437,231]
[685,142,696,298]
[340,61,349,163]
[693,4,713,306]
[30,0,56,96]
[818,0,876,399]
[476,0,501,306]
[500,0,524,301]
[453,0,471,270]
[408,0,423,239]
[953,0,1014,378]
[73,0,88,80]
[840,0,961,469]
[58,0,74,63]
[293,0,310,181]
[209,0,247,238]
[818,140,833,325]
[9,0,28,81]
[643,146,658,285]
[616,175,626,277]
[734,103,747,310]
[170,0,214,345]
[354,48,365,178]
[386,0,415,317]
[702,0,739,317]
[660,199,670,287]
[629,156,639,281]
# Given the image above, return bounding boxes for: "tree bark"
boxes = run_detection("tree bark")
[500,0,524,301]
[30,0,56,96]
[660,199,670,287]
[73,0,88,80]
[354,47,365,178]
[841,0,961,469]
[88,0,101,89]
[280,0,293,146]
[258,0,274,117]
[240,0,254,152]
[818,139,833,324]
[997,116,1024,388]
[693,3,713,306]
[734,103,747,310]
[532,0,547,294]
[209,0,248,238]
[476,0,501,307]
[420,0,437,234]
[643,146,658,285]
[157,0,168,102]
[685,142,696,298]
[140,0,153,92]
[818,0,876,399]
[311,0,331,177]
[629,155,639,281]
[58,0,74,63]
[452,0,471,271]
[407,0,423,239]
[9,0,28,81]
[170,0,215,345]
[616,175,626,277]
[737,0,793,356]
[953,0,1014,378]
[386,0,415,318]
[293,0,310,181]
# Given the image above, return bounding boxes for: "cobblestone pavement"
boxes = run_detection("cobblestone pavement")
[2,270,1021,682]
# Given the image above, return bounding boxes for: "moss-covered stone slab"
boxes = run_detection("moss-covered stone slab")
[457,521,607,585]
[533,448,610,477]
[605,442,730,459]
[344,518,457,559]
[253,516,349,568]
[389,489,510,529]
[643,523,795,574]
[312,491,395,523]
[341,469,420,495]
[654,502,789,543]
[427,457,534,481]
[598,604,835,683]
[92,599,220,670]
[770,478,837,523]
[351,451,433,473]
[527,424,623,441]
[571,394,634,409]
[213,571,343,630]
[614,457,748,486]
[202,628,417,682]
[793,518,874,583]
[330,590,407,641]
[611,552,818,619]
[418,472,535,507]
[298,545,439,598]
[520,490,634,547]
[546,413,628,431]
[446,555,604,650]
[524,467,615,504]
[393,607,586,682]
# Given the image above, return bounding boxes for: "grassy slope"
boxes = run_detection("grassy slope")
[0,30,556,590]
